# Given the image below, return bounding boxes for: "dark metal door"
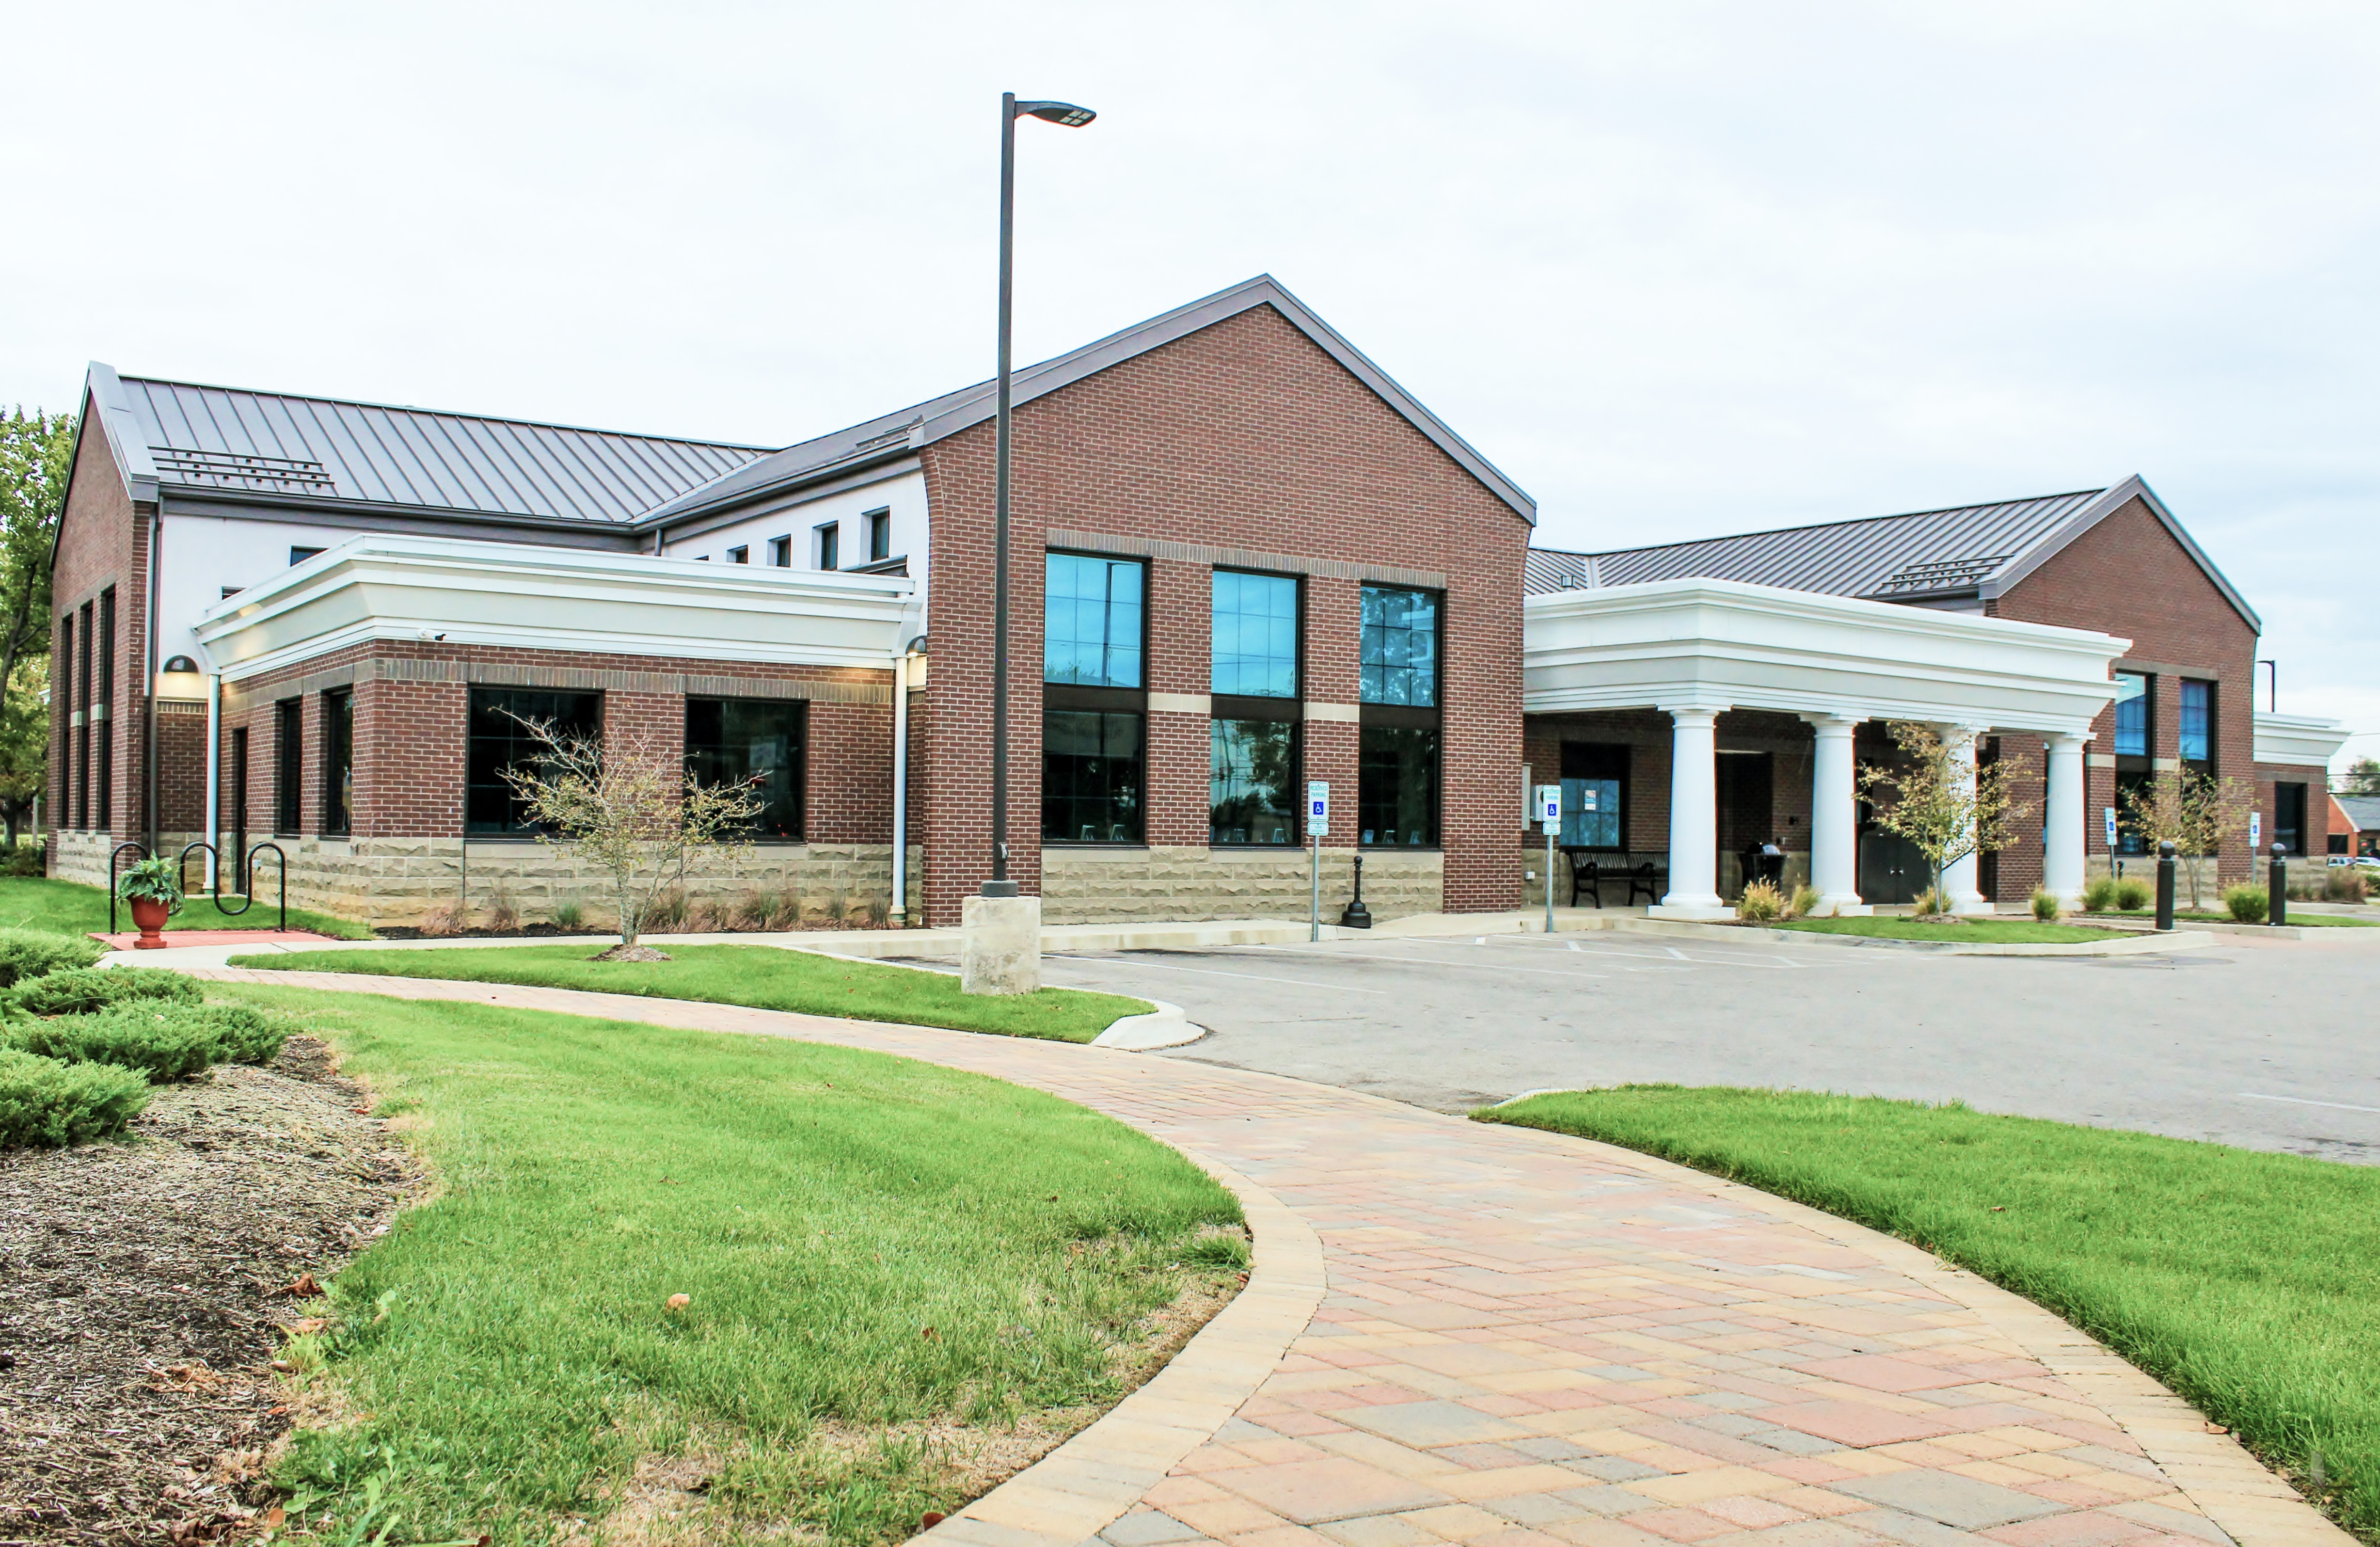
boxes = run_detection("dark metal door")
[1858,831,1925,904]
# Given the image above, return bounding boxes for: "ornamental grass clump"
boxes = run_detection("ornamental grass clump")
[2081,876,2117,913]
[2224,884,2271,924]
[15,965,202,1018]
[1736,879,1786,923]
[2115,876,2152,911]
[1788,883,1821,919]
[0,1046,150,1147]
[0,926,106,987]
[2325,868,2370,904]
[2030,887,2061,922]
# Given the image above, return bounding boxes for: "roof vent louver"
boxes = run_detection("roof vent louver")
[1865,554,2010,597]
[151,447,337,495]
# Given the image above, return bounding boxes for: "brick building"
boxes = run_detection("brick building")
[48,276,2337,929]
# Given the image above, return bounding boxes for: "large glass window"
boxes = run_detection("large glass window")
[1043,709,1142,844]
[1044,554,1144,688]
[686,697,805,839]
[1559,743,1626,849]
[1210,718,1298,845]
[95,589,114,830]
[1359,724,1440,847]
[467,688,602,834]
[2115,769,2155,856]
[322,688,353,836]
[275,699,303,835]
[2179,679,2212,767]
[1361,586,1440,707]
[2112,672,2149,757]
[1211,572,1299,698]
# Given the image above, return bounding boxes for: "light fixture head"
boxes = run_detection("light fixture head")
[162,655,200,674]
[1016,99,1095,128]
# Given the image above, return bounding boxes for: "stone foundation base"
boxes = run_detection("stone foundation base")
[1040,846,1443,925]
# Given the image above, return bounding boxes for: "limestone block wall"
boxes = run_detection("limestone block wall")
[1041,846,1443,925]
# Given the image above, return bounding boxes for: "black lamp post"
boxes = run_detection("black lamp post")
[984,92,1096,899]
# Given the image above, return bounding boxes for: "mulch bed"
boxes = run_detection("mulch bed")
[0,1037,419,1545]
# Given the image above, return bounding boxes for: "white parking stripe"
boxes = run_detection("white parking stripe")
[2237,1092,2380,1115]
[1231,944,1607,980]
[1045,956,1392,994]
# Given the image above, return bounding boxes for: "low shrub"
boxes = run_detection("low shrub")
[551,897,586,932]
[418,902,462,937]
[0,927,107,988]
[1,842,45,877]
[1736,879,1786,923]
[1909,887,1949,919]
[2224,884,2271,924]
[1788,883,1821,919]
[15,965,203,1018]
[2030,887,2061,922]
[5,1000,300,1081]
[2325,868,2370,904]
[2114,876,2153,911]
[0,1046,151,1147]
[2081,876,2117,913]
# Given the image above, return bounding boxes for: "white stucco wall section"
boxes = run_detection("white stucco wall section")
[2252,712,2349,767]
[192,534,914,683]
[1523,578,2129,735]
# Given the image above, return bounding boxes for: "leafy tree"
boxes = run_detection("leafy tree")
[496,714,762,956]
[2122,768,2253,908]
[2341,757,2380,797]
[0,409,72,847]
[1856,722,2030,916]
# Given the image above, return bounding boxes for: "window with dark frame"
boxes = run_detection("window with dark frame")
[230,727,249,869]
[685,697,806,839]
[274,699,303,835]
[2179,679,2213,770]
[289,546,324,567]
[1358,585,1442,848]
[867,509,891,563]
[1210,718,1298,845]
[1559,743,1627,849]
[74,601,92,830]
[2275,782,2306,857]
[1208,571,1301,845]
[322,688,354,836]
[1043,552,1147,844]
[2112,672,2150,758]
[769,535,792,567]
[727,545,749,564]
[95,589,113,829]
[466,688,602,835]
[56,611,73,829]
[816,523,840,571]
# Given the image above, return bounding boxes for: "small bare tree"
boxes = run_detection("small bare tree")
[1856,722,2031,917]
[497,715,764,959]
[2122,769,2252,908]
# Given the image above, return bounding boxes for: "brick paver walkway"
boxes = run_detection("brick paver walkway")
[190,970,2343,1547]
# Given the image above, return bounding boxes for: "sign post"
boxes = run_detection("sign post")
[1536,784,1563,932]
[2250,811,2263,852]
[1306,781,1330,942]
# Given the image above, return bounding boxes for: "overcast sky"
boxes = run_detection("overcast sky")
[6,1,2373,773]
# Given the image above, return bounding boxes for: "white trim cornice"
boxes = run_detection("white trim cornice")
[2252,711,2350,767]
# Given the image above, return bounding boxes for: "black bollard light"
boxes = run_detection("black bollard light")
[2269,842,2288,927]
[2155,839,2177,931]
[1339,851,1373,929]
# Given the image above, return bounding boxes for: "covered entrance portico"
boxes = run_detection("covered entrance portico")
[1523,579,2126,920]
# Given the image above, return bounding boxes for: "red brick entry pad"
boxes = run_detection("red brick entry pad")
[92,930,343,951]
[180,969,2341,1547]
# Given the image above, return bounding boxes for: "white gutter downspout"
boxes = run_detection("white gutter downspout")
[889,645,912,926]
[203,672,222,889]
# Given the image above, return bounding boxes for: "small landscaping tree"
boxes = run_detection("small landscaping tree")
[497,715,763,959]
[2340,756,2380,797]
[2121,768,2252,909]
[1855,722,2029,918]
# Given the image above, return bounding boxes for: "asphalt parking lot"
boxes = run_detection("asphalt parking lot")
[1035,925,2380,1164]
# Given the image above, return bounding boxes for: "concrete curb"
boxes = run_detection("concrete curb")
[1091,999,1206,1051]
[1611,916,2216,956]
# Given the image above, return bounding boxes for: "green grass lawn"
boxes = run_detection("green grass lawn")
[2086,908,2380,928]
[1478,1086,2379,1541]
[1770,915,2107,943]
[0,876,371,940]
[228,941,1152,1042]
[219,982,1243,1545]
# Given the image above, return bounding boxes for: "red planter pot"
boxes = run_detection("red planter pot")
[129,896,172,950]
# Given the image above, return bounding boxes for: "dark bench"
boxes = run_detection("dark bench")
[1563,851,1663,908]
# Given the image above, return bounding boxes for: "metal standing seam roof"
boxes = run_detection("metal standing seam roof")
[1526,489,2113,600]
[110,370,769,525]
[2338,795,2380,832]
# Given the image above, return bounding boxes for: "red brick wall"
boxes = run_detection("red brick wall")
[1989,496,2260,888]
[217,640,892,842]
[917,303,1530,925]
[48,407,149,849]
[2254,761,2329,861]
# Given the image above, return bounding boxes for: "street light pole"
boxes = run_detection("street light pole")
[984,92,1095,900]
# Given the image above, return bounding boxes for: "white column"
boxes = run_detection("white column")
[1938,724,1991,914]
[1655,705,1729,917]
[2044,733,2088,907]
[1802,713,1869,916]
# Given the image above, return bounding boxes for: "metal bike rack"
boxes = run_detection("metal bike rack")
[108,842,153,936]
[175,840,289,933]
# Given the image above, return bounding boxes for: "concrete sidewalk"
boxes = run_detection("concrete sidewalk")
[183,968,2343,1547]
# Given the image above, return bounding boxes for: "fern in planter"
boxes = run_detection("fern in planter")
[115,856,184,909]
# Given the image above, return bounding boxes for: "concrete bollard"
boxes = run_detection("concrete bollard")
[961,892,1042,995]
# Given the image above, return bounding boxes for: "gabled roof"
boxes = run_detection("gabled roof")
[1527,476,2259,632]
[82,361,766,526]
[644,275,1536,526]
[2337,795,2380,833]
